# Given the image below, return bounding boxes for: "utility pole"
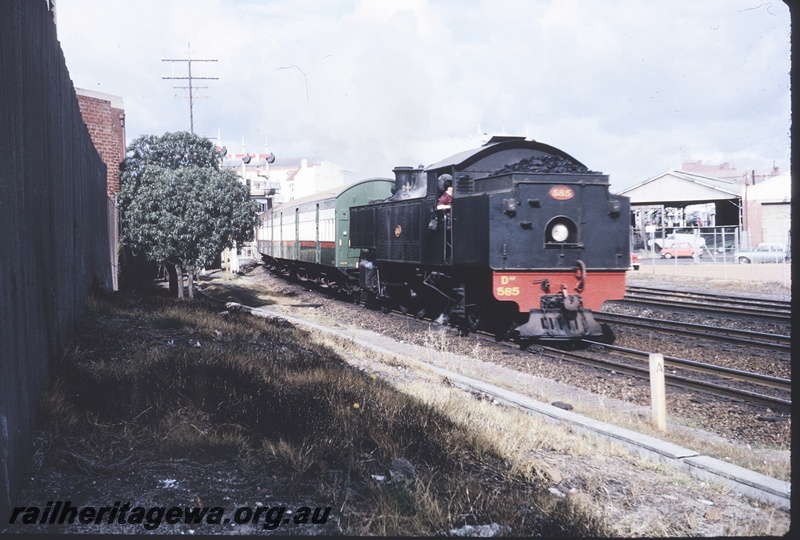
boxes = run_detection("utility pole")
[162,44,218,134]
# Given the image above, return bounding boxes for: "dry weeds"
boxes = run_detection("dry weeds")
[14,289,610,537]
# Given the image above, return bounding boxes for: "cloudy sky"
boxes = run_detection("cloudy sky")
[56,0,790,191]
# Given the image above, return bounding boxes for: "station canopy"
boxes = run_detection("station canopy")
[616,170,742,207]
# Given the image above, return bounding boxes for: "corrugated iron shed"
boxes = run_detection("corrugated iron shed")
[617,170,741,206]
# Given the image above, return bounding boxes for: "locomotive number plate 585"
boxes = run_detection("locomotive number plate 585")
[494,274,520,297]
[549,186,574,200]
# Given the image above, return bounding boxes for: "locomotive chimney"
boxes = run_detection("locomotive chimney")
[392,166,415,197]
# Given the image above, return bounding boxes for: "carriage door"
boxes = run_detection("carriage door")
[278,212,283,259]
[337,206,349,266]
[294,208,300,260]
[315,204,321,264]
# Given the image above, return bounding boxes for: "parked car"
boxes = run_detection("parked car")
[647,233,706,252]
[734,243,789,264]
[630,253,640,270]
[660,242,702,259]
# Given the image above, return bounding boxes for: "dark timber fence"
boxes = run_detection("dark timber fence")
[0,1,112,521]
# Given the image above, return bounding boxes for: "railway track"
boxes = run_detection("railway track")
[461,297,792,412]
[318,288,792,412]
[594,312,791,352]
[476,334,793,413]
[578,341,791,412]
[621,286,792,322]
[203,271,792,418]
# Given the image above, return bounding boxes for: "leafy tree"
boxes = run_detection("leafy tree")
[121,131,226,185]
[119,132,258,299]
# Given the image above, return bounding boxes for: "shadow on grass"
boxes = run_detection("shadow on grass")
[199,282,279,307]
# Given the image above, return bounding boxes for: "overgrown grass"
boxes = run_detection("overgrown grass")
[38,291,609,537]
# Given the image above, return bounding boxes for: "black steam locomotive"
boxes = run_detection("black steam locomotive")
[258,136,630,341]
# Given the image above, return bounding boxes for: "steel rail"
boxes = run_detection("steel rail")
[616,294,791,322]
[376,308,793,413]
[594,312,791,352]
[626,285,792,310]
[583,341,791,391]
[537,341,792,412]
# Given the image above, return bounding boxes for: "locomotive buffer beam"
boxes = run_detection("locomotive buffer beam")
[515,292,604,340]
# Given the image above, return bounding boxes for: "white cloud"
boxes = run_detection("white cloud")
[56,0,790,190]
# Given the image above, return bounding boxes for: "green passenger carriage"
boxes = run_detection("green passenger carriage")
[257,178,394,291]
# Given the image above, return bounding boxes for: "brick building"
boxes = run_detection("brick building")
[75,88,126,196]
[742,171,791,248]
[75,88,126,289]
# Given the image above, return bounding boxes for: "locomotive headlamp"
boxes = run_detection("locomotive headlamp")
[551,223,569,242]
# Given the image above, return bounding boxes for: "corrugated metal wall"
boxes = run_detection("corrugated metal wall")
[0,0,113,520]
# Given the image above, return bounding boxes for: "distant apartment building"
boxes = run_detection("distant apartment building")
[220,150,280,213]
[220,150,355,209]
[273,158,356,202]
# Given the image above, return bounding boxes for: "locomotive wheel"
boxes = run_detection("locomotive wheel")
[466,312,482,333]
[495,322,515,342]
[458,314,482,337]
